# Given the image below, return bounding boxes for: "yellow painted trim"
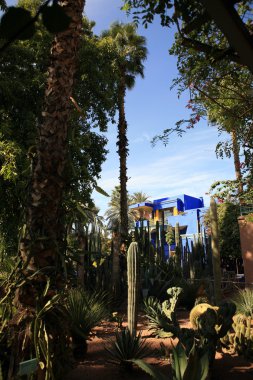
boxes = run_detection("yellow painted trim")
[173,207,179,216]
[154,210,160,222]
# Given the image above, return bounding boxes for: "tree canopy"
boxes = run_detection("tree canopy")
[0,4,118,256]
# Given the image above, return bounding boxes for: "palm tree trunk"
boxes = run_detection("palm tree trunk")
[117,71,129,242]
[20,0,85,277]
[9,2,86,378]
[112,231,121,298]
[231,128,243,198]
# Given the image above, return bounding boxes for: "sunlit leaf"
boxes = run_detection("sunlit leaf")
[94,185,109,197]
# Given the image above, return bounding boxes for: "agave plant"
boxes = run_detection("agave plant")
[230,288,253,319]
[65,288,110,359]
[105,328,153,370]
[143,288,182,338]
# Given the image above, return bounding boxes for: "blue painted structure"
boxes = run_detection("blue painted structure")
[129,194,207,259]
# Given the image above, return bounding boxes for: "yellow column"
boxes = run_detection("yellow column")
[173,207,178,216]
[154,210,160,222]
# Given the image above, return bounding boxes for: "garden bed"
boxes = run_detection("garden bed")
[63,309,253,380]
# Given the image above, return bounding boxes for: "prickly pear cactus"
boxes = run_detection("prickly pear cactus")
[127,242,140,336]
[162,287,182,323]
[190,303,218,329]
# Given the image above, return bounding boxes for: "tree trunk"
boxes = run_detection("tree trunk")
[231,128,243,198]
[117,71,129,242]
[111,231,121,299]
[10,1,86,378]
[21,0,85,277]
[210,197,222,304]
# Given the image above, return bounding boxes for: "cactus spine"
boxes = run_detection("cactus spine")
[227,314,253,358]
[127,242,140,336]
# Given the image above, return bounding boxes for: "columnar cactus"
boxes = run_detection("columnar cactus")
[127,242,140,336]
[210,197,222,304]
[225,313,253,359]
[175,222,180,247]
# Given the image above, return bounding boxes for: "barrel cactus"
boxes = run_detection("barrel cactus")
[190,303,218,329]
[127,242,140,336]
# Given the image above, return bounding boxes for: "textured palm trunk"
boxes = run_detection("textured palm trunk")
[10,2,86,378]
[111,231,121,298]
[20,0,85,278]
[117,72,129,242]
[231,128,243,199]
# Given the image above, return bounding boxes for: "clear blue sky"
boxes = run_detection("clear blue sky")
[6,0,236,215]
[85,0,235,214]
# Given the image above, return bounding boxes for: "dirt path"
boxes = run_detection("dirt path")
[64,310,253,380]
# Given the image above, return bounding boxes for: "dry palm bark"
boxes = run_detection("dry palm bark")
[20,0,85,282]
[117,71,129,242]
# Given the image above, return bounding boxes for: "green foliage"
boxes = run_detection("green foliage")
[65,288,110,339]
[203,202,240,258]
[0,256,17,282]
[171,341,209,380]
[101,22,147,238]
[122,0,174,27]
[230,288,253,319]
[0,290,71,379]
[130,359,167,380]
[0,6,118,256]
[105,328,152,369]
[144,287,182,338]
[0,136,21,180]
[0,0,7,11]
[129,0,253,201]
[105,186,138,230]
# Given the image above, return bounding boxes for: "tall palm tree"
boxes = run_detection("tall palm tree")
[131,191,151,204]
[102,23,147,242]
[21,0,85,279]
[105,186,138,297]
[13,1,86,374]
[105,186,138,230]
[130,191,151,219]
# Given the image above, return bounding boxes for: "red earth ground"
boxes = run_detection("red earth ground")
[63,308,253,380]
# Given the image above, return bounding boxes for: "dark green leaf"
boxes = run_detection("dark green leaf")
[41,3,71,34]
[0,7,35,40]
[131,359,167,380]
[94,185,109,197]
